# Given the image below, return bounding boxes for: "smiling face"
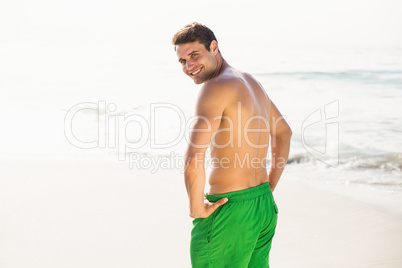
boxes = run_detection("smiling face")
[176,41,219,84]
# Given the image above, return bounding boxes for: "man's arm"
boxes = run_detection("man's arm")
[267,97,292,192]
[184,83,229,219]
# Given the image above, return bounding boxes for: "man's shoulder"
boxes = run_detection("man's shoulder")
[200,76,233,95]
[202,70,250,92]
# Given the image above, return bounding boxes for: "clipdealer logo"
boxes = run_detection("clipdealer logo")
[64,100,340,170]
[301,100,339,167]
[64,101,188,161]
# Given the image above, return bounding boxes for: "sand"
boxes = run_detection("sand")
[0,159,401,267]
[271,180,402,268]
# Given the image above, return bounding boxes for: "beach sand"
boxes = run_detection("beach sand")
[1,159,401,267]
[271,180,402,268]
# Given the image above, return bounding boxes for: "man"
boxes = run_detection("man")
[172,23,292,267]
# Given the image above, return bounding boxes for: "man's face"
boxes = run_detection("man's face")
[176,41,218,84]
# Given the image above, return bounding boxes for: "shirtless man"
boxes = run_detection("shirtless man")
[172,23,292,267]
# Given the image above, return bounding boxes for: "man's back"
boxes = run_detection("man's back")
[203,65,272,194]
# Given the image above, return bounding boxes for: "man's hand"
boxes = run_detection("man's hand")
[190,195,229,219]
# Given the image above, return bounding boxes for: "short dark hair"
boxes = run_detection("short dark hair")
[172,22,218,52]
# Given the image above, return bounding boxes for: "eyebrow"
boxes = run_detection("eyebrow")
[178,50,199,63]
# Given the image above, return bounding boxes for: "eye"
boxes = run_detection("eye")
[180,59,186,65]
[191,54,198,58]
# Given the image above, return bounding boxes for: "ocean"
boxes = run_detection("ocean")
[1,41,401,193]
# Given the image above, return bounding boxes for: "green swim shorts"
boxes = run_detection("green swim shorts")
[190,182,279,268]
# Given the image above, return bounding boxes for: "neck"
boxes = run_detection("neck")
[209,54,227,81]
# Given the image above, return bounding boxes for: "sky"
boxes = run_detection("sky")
[0,0,401,107]
[0,0,401,48]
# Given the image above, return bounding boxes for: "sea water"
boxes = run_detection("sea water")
[1,41,401,194]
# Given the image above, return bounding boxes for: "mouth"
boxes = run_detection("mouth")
[190,67,202,77]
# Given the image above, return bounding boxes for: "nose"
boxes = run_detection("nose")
[186,60,194,71]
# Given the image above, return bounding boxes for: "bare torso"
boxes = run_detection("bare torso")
[205,65,271,195]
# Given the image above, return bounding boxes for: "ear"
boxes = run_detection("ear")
[210,40,219,55]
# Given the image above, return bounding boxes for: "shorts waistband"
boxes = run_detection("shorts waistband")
[206,182,271,203]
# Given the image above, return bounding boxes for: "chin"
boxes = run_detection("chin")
[190,76,204,84]
[193,80,203,85]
